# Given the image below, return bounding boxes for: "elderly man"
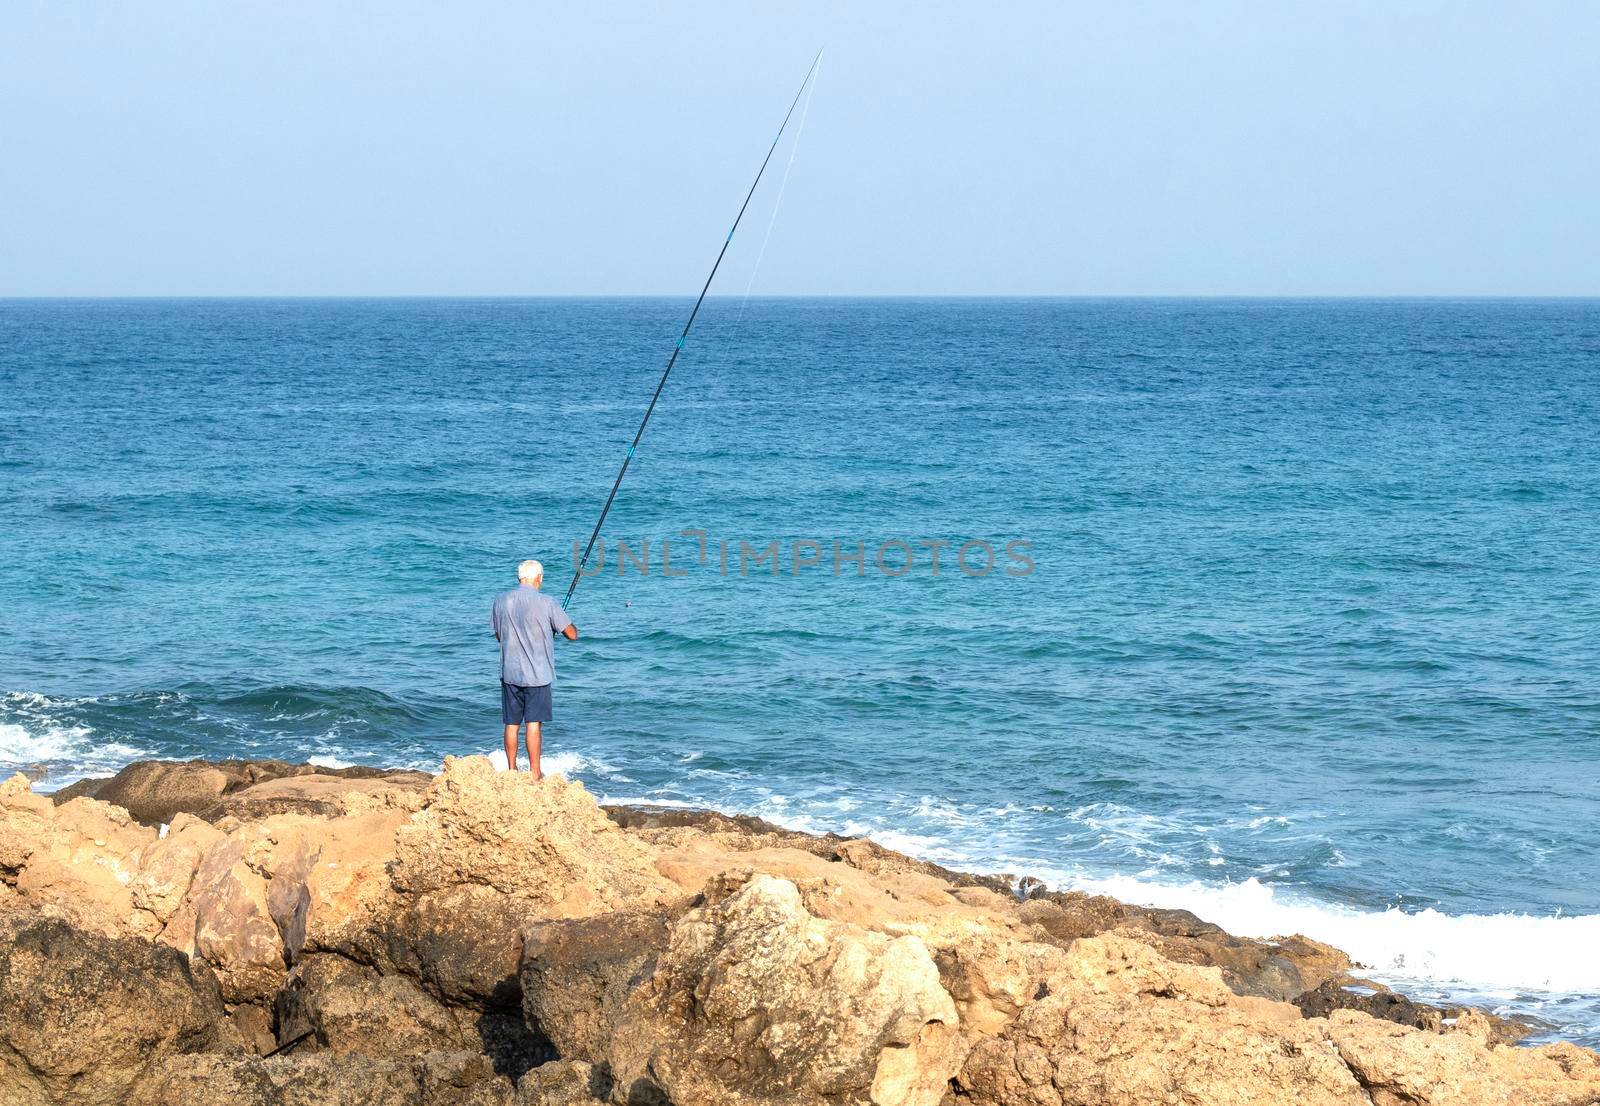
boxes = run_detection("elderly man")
[491,559,579,778]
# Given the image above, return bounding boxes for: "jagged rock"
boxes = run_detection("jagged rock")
[417,1049,522,1106]
[55,759,431,826]
[1017,890,1351,1002]
[127,1053,280,1106]
[83,759,239,825]
[632,809,1349,1006]
[262,1051,450,1106]
[184,835,288,1003]
[609,874,964,1106]
[1141,926,1351,1002]
[229,1003,278,1056]
[274,947,548,1080]
[0,774,161,935]
[955,933,1369,1105]
[515,1060,612,1104]
[8,760,1600,1106]
[602,804,791,835]
[1326,1008,1600,1106]
[275,952,464,1055]
[276,808,407,961]
[520,903,684,1065]
[925,920,1069,1037]
[134,813,225,922]
[381,884,532,1003]
[0,915,239,1106]
[202,771,432,823]
[129,1050,524,1106]
[392,756,676,915]
[1295,977,1536,1046]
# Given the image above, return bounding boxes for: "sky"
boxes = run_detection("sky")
[2,2,1597,297]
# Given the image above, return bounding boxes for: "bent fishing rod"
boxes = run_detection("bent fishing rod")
[562,51,823,610]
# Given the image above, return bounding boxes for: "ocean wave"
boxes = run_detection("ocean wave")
[481,748,622,779]
[1057,871,1600,995]
[306,753,355,769]
[0,693,153,787]
[0,720,94,764]
[211,684,426,726]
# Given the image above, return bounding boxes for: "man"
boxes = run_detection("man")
[491,559,579,779]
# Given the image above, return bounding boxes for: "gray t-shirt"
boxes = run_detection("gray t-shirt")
[491,585,572,687]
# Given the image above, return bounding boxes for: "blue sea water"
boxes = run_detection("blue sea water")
[2,297,1598,1043]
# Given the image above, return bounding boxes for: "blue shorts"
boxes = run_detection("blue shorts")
[501,682,553,725]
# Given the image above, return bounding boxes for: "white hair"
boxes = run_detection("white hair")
[517,559,544,583]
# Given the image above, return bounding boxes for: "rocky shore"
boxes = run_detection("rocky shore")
[2,757,1597,1106]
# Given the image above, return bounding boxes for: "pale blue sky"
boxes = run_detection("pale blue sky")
[2,3,1596,296]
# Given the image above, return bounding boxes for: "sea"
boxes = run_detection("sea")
[2,297,1597,1045]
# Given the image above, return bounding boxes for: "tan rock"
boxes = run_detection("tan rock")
[1017,890,1352,1002]
[86,760,237,825]
[275,952,469,1056]
[229,1003,277,1056]
[11,761,1600,1106]
[129,813,223,924]
[654,842,1014,932]
[392,755,675,916]
[0,915,239,1106]
[127,1053,279,1106]
[0,777,160,935]
[922,919,1069,1037]
[520,902,685,1065]
[418,1050,522,1106]
[268,950,543,1085]
[292,808,409,955]
[610,873,964,1106]
[957,933,1368,1105]
[515,1059,610,1104]
[1295,975,1539,1045]
[203,770,430,822]
[1327,1008,1600,1106]
[267,1051,466,1106]
[185,836,285,1003]
[0,772,50,870]
[61,758,432,826]
[132,1049,521,1106]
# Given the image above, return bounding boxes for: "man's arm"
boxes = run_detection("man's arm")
[550,601,577,642]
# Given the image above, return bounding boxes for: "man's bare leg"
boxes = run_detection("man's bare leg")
[525,722,542,781]
[503,724,520,770]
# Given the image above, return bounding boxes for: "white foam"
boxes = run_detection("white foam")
[0,715,152,793]
[485,748,604,778]
[307,754,354,769]
[1060,872,1600,994]
[542,751,590,777]
[99,742,147,759]
[0,721,93,763]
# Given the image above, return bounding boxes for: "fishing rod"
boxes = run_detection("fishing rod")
[562,50,823,610]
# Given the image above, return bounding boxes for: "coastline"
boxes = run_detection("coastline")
[4,756,1598,1106]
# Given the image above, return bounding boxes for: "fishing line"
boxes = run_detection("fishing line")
[737,50,822,320]
[563,51,824,610]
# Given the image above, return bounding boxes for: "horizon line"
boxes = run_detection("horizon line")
[4,293,1600,302]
